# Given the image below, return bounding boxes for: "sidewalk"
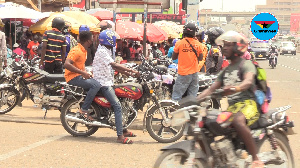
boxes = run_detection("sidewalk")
[0,100,146,130]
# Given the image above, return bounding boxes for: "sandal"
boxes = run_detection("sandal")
[117,137,133,144]
[124,132,137,137]
[251,160,265,168]
[79,109,94,122]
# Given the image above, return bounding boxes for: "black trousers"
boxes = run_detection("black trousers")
[44,60,63,74]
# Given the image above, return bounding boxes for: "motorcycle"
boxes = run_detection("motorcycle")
[154,89,295,168]
[0,55,65,117]
[269,52,277,69]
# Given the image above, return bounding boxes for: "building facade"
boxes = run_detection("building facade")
[256,0,300,33]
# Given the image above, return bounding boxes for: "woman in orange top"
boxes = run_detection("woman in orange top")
[128,43,135,61]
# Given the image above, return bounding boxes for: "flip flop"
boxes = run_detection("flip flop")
[79,109,94,122]
[117,137,133,144]
[251,160,265,168]
[124,132,137,137]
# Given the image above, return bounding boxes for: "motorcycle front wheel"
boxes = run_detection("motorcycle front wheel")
[154,149,208,168]
[0,87,20,114]
[60,99,99,137]
[146,101,184,143]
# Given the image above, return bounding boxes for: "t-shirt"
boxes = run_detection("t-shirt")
[93,45,114,86]
[42,28,67,63]
[64,43,87,83]
[27,41,39,59]
[216,58,256,105]
[174,37,204,75]
[123,47,130,60]
[167,46,178,64]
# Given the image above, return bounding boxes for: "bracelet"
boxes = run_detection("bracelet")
[235,86,241,92]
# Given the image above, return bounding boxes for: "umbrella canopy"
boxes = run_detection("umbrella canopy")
[0,2,48,19]
[88,8,122,21]
[116,21,168,42]
[153,21,183,38]
[62,11,100,32]
[30,12,100,35]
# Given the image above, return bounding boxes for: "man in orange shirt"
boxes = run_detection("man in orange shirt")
[64,31,101,120]
[27,35,39,60]
[172,22,204,101]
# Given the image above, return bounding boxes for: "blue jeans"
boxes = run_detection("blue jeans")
[100,86,124,136]
[68,76,101,111]
[172,72,199,101]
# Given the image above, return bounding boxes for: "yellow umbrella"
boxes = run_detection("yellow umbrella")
[62,11,100,33]
[30,12,100,35]
[153,21,180,39]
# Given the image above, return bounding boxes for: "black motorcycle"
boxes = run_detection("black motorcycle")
[154,89,295,167]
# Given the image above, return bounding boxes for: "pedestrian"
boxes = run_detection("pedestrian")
[159,42,166,55]
[122,41,130,61]
[0,19,7,71]
[64,31,101,121]
[62,24,77,58]
[171,22,205,101]
[197,31,264,168]
[93,29,139,144]
[40,17,66,74]
[167,39,179,64]
[128,43,135,61]
[27,35,39,60]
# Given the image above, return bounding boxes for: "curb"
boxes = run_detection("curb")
[0,118,145,131]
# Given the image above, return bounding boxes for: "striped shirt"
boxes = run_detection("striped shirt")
[42,28,66,62]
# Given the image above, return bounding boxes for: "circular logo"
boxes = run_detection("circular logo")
[250,13,279,40]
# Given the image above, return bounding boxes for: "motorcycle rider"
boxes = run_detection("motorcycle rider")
[167,39,179,64]
[64,31,101,122]
[205,27,224,74]
[196,30,208,72]
[197,31,264,168]
[172,21,205,101]
[93,29,139,144]
[269,45,278,67]
[40,17,67,74]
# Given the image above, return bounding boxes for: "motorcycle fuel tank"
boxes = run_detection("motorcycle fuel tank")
[94,97,111,108]
[23,72,45,83]
[114,83,143,100]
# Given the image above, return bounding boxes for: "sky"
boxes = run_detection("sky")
[199,0,267,12]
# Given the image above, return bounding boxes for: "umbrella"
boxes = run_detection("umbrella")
[62,11,100,32]
[87,8,122,21]
[30,12,100,35]
[153,21,183,38]
[0,2,48,19]
[116,21,168,42]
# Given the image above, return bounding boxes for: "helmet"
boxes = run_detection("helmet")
[183,21,199,37]
[205,27,224,45]
[79,25,90,33]
[99,30,116,47]
[172,39,179,46]
[215,30,248,56]
[52,17,65,31]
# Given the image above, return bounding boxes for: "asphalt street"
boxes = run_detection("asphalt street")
[1,53,300,168]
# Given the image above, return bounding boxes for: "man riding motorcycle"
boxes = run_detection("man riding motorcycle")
[197,31,264,168]
[269,45,278,67]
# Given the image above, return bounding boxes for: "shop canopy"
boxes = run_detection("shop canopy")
[86,8,122,21]
[0,2,48,19]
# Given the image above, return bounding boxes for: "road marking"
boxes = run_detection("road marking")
[0,134,65,161]
[285,55,300,62]
[278,63,300,72]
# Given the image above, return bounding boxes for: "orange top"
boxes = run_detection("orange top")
[27,41,39,59]
[64,43,87,83]
[174,37,204,75]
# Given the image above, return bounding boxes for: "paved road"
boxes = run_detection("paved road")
[0,53,300,167]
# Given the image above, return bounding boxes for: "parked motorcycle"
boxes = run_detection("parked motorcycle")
[0,55,65,117]
[269,53,277,69]
[154,89,295,168]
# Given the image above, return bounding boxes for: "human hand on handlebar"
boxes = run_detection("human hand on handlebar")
[222,86,238,96]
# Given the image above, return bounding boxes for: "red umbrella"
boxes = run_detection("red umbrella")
[116,21,168,42]
[91,11,122,21]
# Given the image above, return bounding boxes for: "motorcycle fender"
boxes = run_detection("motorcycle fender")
[142,100,179,129]
[286,127,295,135]
[0,84,13,89]
[161,140,207,159]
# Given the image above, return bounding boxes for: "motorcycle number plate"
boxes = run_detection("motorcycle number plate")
[258,54,263,57]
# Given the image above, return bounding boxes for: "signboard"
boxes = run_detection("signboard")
[147,14,183,24]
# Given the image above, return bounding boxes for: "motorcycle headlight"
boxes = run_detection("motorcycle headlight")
[4,66,13,78]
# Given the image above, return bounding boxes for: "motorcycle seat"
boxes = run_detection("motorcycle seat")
[45,74,65,83]
[249,109,277,130]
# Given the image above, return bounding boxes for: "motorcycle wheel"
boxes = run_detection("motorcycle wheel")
[257,131,295,168]
[146,101,184,143]
[271,63,275,69]
[0,87,20,114]
[0,78,26,103]
[153,149,208,168]
[60,99,99,137]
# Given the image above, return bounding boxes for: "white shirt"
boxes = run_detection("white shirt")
[93,45,114,86]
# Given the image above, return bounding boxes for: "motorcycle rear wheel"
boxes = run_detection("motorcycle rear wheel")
[60,99,99,137]
[257,131,295,168]
[0,87,20,114]
[153,149,208,168]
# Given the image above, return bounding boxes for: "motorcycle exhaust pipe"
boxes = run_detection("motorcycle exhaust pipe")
[65,114,111,127]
